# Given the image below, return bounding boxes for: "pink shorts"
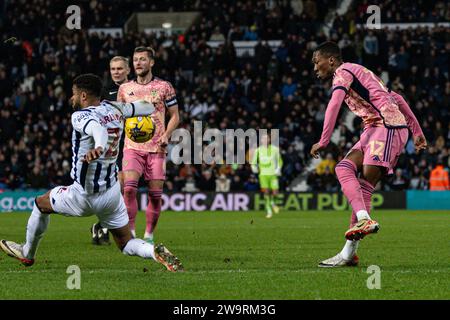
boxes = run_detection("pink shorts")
[350,127,409,174]
[122,149,166,181]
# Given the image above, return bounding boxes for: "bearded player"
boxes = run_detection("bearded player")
[118,46,179,243]
[310,42,427,267]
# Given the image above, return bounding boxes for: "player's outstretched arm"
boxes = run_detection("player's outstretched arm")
[310,89,346,158]
[104,100,155,118]
[391,90,427,153]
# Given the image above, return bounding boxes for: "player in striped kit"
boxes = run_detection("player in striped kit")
[118,46,180,244]
[91,56,131,246]
[0,74,183,272]
[310,42,427,267]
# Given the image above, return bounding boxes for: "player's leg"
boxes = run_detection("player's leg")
[319,149,365,267]
[143,153,166,243]
[1,183,88,266]
[0,191,52,266]
[91,161,123,245]
[270,176,280,214]
[344,127,402,240]
[122,149,146,238]
[110,226,183,272]
[144,179,164,243]
[335,149,370,222]
[101,187,183,272]
[258,175,272,218]
[346,128,409,240]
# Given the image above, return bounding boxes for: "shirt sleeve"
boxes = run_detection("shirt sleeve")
[390,90,424,137]
[164,82,178,108]
[84,120,109,150]
[102,100,155,118]
[71,110,99,134]
[332,68,353,94]
[318,89,347,148]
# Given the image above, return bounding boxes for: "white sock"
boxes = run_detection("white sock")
[356,210,370,221]
[340,240,359,260]
[143,232,153,239]
[130,229,136,238]
[23,203,50,259]
[122,238,155,260]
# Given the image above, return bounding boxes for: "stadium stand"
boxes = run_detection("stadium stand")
[0,0,448,192]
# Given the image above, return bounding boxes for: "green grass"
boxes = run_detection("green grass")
[0,209,449,299]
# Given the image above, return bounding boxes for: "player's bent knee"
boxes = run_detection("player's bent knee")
[36,192,53,214]
[123,181,138,198]
[109,227,132,251]
[148,179,164,190]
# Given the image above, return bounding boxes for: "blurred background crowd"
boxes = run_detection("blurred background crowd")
[0,0,448,192]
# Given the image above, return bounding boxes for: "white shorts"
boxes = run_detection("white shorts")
[49,181,128,230]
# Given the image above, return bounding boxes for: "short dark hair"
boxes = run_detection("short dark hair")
[314,41,342,60]
[134,46,155,59]
[73,73,103,97]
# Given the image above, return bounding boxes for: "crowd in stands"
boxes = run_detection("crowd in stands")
[353,0,450,24]
[0,0,448,192]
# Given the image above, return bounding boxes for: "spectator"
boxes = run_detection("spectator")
[429,160,450,191]
[389,169,410,191]
[197,170,216,191]
[215,174,231,192]
[230,175,244,191]
[281,76,297,99]
[244,175,259,191]
[316,153,337,175]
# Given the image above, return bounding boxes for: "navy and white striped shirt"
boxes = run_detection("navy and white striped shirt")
[70,100,154,194]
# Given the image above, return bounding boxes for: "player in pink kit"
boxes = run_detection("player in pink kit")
[117,47,179,243]
[310,42,427,267]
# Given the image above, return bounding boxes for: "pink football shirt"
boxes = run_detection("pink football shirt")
[118,76,177,153]
[319,62,423,148]
[333,62,407,128]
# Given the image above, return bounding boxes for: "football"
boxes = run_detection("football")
[125,115,155,143]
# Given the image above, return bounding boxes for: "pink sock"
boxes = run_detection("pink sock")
[359,178,374,214]
[335,159,367,226]
[145,189,162,235]
[123,180,138,231]
[349,178,375,226]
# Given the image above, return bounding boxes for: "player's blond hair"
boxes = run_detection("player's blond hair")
[110,56,130,69]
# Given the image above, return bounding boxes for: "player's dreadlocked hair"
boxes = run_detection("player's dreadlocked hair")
[314,41,342,61]
[73,73,103,97]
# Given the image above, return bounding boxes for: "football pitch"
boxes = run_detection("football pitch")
[0,209,449,300]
